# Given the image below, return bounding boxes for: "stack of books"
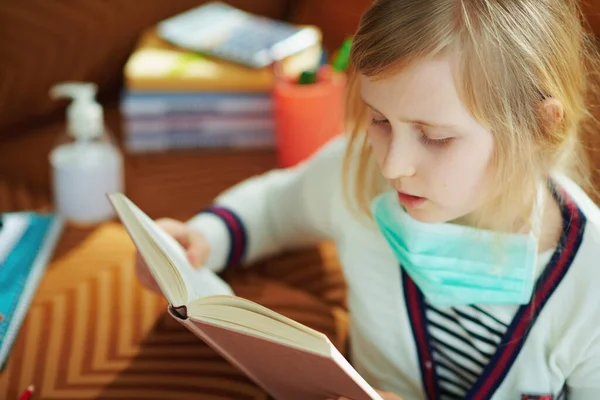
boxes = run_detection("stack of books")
[121,28,322,154]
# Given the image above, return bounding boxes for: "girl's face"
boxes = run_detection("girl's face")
[361,56,495,224]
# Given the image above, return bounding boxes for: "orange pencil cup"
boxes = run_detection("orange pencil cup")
[272,70,346,168]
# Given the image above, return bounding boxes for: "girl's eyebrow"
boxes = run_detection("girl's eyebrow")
[361,96,458,130]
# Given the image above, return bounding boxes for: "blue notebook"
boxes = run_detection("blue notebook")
[0,213,64,371]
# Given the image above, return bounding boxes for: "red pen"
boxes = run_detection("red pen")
[18,384,34,400]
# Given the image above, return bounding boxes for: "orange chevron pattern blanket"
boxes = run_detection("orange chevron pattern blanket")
[0,223,349,399]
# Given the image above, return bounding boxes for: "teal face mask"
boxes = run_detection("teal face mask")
[371,190,540,306]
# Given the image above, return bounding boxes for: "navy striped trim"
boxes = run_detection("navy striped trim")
[441,392,464,400]
[427,305,503,345]
[439,375,471,392]
[436,355,478,383]
[404,270,440,400]
[470,305,509,328]
[428,319,495,359]
[201,206,247,268]
[452,308,505,339]
[467,185,585,399]
[431,338,487,369]
[404,183,586,400]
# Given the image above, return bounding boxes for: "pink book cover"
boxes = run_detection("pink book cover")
[168,305,381,400]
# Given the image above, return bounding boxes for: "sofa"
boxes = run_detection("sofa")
[1,0,599,213]
[0,1,599,398]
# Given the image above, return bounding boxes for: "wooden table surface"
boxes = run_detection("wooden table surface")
[0,221,348,399]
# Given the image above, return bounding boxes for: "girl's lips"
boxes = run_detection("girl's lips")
[397,191,427,208]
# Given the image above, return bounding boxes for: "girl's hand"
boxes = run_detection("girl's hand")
[328,389,404,400]
[134,218,210,292]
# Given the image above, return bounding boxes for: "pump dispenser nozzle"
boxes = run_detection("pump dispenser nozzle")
[50,82,103,139]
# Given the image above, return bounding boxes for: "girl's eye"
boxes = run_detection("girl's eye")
[417,126,453,147]
[369,119,453,146]
[420,135,453,146]
[370,118,389,127]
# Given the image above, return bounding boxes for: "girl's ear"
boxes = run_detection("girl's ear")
[539,97,564,131]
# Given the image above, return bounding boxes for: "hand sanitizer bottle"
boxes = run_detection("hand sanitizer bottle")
[49,82,124,225]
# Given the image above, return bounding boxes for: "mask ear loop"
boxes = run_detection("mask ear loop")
[520,183,547,308]
[531,183,546,239]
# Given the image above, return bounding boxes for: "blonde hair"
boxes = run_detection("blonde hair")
[343,0,600,232]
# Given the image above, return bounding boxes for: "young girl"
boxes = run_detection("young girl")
[137,0,600,398]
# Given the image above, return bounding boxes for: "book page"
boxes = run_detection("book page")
[195,295,322,338]
[187,303,328,355]
[109,194,187,305]
[125,197,234,303]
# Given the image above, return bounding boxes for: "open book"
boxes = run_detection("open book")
[108,193,381,400]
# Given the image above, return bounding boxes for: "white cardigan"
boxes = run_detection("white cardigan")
[188,136,600,399]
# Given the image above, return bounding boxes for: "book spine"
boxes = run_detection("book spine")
[124,130,274,153]
[124,91,272,100]
[124,116,274,134]
[121,92,273,116]
[125,109,274,120]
